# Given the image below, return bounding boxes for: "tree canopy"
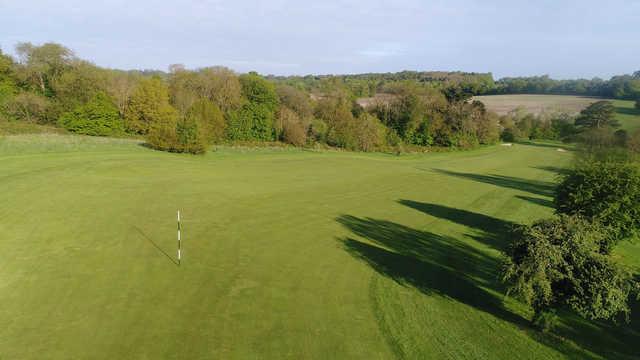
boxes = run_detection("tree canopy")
[555,158,640,249]
[504,215,638,328]
[575,101,619,129]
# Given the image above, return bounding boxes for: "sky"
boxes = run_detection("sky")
[1,0,638,79]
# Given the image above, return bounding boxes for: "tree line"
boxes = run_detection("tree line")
[0,42,505,153]
[1,42,639,154]
[271,71,640,102]
[491,74,640,100]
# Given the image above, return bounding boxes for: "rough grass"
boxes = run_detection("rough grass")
[0,134,638,359]
[0,119,67,136]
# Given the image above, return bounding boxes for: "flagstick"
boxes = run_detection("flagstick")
[177,210,181,266]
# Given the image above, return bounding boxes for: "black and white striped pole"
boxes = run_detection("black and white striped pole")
[177,210,182,265]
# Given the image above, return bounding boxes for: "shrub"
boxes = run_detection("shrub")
[176,116,207,154]
[532,310,559,333]
[555,159,640,248]
[146,105,208,154]
[628,129,640,153]
[57,92,123,136]
[276,107,307,146]
[355,113,386,151]
[145,105,180,150]
[501,127,516,142]
[503,215,638,326]
[308,118,328,143]
[3,92,49,123]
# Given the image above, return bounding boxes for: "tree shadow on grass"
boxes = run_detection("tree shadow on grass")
[616,106,640,117]
[534,165,571,177]
[133,226,179,266]
[514,140,572,151]
[434,169,556,197]
[337,215,599,359]
[337,215,519,321]
[515,195,554,208]
[398,200,513,252]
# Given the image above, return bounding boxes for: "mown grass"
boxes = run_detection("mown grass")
[0,134,637,359]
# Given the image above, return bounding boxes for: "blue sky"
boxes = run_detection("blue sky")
[1,0,638,79]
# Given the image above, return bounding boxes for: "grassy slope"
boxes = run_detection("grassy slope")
[0,135,637,359]
[613,99,640,132]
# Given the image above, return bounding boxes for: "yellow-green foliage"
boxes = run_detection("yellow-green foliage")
[146,105,208,154]
[186,99,225,143]
[126,77,174,135]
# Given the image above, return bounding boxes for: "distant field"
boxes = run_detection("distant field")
[474,94,598,115]
[1,134,638,359]
[476,94,640,132]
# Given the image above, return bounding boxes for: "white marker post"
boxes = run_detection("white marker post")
[177,210,181,265]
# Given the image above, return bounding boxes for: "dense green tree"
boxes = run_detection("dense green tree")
[125,77,174,134]
[226,102,275,141]
[371,85,449,146]
[636,98,640,110]
[575,101,619,129]
[442,85,473,103]
[57,92,123,136]
[504,215,638,330]
[186,99,225,142]
[226,72,279,141]
[239,72,279,112]
[50,60,108,115]
[555,158,640,250]
[175,116,207,154]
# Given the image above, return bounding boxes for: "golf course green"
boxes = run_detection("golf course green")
[1,134,638,359]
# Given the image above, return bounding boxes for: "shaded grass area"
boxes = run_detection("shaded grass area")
[433,168,557,197]
[613,99,640,132]
[339,201,640,359]
[397,200,513,251]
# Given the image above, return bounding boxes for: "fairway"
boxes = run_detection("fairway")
[0,135,638,359]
